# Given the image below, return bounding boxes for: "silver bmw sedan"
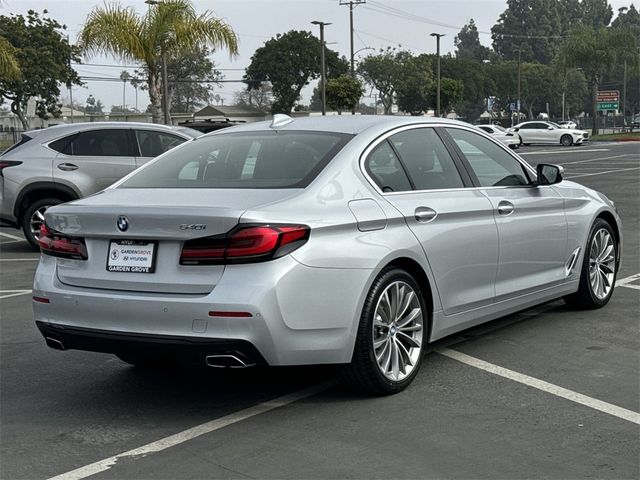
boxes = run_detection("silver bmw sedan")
[33,115,621,395]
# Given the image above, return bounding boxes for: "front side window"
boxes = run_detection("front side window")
[388,128,464,190]
[445,128,531,187]
[65,129,134,157]
[119,131,352,189]
[136,130,186,157]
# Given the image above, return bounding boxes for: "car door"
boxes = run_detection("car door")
[444,127,568,300]
[50,128,137,195]
[364,126,499,315]
[134,129,189,167]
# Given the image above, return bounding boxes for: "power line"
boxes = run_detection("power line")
[78,76,246,83]
[72,62,245,71]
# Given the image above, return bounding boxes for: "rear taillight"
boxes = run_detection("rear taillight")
[180,224,310,265]
[0,160,22,175]
[38,224,88,260]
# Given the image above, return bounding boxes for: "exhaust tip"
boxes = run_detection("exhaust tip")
[205,354,255,369]
[45,337,65,350]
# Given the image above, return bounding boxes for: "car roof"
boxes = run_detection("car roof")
[25,122,200,141]
[202,115,472,137]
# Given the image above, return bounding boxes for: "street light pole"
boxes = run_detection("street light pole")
[312,21,331,116]
[430,33,445,117]
[517,47,521,122]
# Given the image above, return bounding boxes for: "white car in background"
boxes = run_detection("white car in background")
[557,120,578,129]
[509,121,588,146]
[476,124,521,149]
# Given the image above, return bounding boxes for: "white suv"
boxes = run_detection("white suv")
[0,122,199,247]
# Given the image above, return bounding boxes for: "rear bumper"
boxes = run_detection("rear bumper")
[33,254,373,366]
[36,321,266,366]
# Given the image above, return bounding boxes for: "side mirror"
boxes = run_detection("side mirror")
[536,163,564,186]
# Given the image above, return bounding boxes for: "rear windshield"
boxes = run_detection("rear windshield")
[118,130,352,189]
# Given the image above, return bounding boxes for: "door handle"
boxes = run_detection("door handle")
[414,207,437,223]
[497,201,515,215]
[57,163,78,171]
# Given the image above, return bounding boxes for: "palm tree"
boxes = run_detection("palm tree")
[0,36,20,80]
[79,0,238,123]
[561,26,635,136]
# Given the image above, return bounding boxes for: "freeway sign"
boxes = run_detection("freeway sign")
[597,102,619,110]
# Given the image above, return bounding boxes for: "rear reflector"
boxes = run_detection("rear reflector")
[38,224,88,260]
[181,224,310,265]
[209,311,253,318]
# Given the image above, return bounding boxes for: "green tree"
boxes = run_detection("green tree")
[0,10,80,130]
[358,48,410,115]
[244,30,348,114]
[611,5,640,41]
[79,0,238,123]
[394,53,433,115]
[491,0,563,63]
[560,25,636,135]
[580,0,613,28]
[165,46,221,113]
[429,77,464,115]
[455,19,491,62]
[440,55,495,121]
[84,94,104,116]
[0,36,20,80]
[325,75,364,114]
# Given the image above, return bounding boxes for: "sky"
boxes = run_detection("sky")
[1,0,634,112]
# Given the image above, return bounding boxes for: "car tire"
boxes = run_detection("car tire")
[343,267,427,396]
[564,218,618,309]
[21,197,63,249]
[560,134,573,146]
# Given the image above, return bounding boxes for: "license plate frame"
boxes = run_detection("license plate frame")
[106,240,157,274]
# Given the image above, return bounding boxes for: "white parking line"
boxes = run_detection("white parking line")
[47,381,333,480]
[519,149,609,156]
[0,289,32,299]
[437,348,640,425]
[0,258,39,262]
[616,273,640,290]
[0,231,26,242]
[566,166,640,179]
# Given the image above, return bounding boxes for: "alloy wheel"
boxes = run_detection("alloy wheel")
[588,228,616,300]
[372,280,423,381]
[30,205,51,242]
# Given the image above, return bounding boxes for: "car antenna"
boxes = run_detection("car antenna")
[270,114,294,129]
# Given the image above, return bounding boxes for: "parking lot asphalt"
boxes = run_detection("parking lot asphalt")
[1,142,638,480]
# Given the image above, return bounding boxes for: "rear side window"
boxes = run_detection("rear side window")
[49,135,73,154]
[388,128,464,190]
[365,141,412,193]
[135,130,187,157]
[2,134,32,156]
[119,131,352,189]
[60,129,134,157]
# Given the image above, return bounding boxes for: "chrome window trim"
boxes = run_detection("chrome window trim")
[359,122,536,196]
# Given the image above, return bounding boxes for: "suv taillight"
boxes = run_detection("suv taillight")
[180,224,310,265]
[0,160,22,176]
[38,224,88,260]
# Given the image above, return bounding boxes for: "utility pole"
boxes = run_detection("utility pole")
[312,21,331,116]
[623,59,627,125]
[430,33,445,117]
[340,1,365,115]
[516,46,522,123]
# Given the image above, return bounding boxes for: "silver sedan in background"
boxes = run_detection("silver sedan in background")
[476,124,521,149]
[509,120,589,146]
[33,115,621,395]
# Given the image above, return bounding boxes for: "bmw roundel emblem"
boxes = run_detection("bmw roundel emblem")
[116,216,129,232]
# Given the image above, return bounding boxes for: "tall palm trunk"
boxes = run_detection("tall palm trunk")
[147,69,163,124]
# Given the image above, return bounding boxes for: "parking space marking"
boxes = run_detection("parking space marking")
[616,273,640,290]
[437,348,640,425]
[0,258,39,262]
[519,149,609,156]
[566,166,640,179]
[0,231,26,242]
[47,381,334,480]
[0,289,32,299]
